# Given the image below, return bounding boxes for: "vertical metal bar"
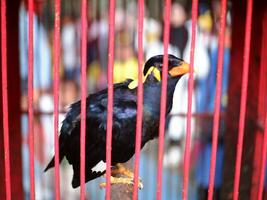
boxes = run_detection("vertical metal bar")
[156,0,171,199]
[182,0,198,199]
[106,0,115,199]
[28,0,35,199]
[257,11,267,199]
[233,0,253,199]
[80,0,87,199]
[133,0,144,199]
[207,0,227,199]
[53,0,61,199]
[258,114,267,200]
[1,0,11,199]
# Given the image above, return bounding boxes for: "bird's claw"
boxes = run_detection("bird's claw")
[137,179,143,189]
[99,182,108,189]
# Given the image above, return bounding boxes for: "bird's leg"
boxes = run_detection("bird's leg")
[99,164,143,189]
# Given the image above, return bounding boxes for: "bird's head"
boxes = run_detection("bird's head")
[143,54,190,81]
[128,54,190,89]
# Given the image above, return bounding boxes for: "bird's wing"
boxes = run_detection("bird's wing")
[69,82,138,187]
[87,83,138,143]
[61,79,135,138]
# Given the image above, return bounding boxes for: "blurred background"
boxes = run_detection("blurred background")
[3,0,267,199]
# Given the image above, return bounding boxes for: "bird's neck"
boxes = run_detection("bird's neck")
[166,78,180,112]
[143,77,180,115]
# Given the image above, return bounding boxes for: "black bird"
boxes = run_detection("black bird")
[45,54,190,188]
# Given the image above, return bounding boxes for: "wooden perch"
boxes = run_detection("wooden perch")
[111,183,133,200]
[109,161,135,200]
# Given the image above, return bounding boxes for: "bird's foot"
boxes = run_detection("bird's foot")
[112,163,143,188]
[99,164,143,189]
[111,163,135,179]
[99,175,143,189]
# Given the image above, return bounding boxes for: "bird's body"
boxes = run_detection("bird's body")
[45,55,190,188]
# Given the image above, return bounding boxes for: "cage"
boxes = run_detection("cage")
[0,0,267,199]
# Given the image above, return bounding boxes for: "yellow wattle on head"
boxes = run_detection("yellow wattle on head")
[128,66,161,89]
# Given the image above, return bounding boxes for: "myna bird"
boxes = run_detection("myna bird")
[45,54,190,188]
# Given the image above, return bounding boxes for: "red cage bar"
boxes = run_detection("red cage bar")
[257,10,267,199]
[207,0,227,199]
[182,0,198,199]
[233,0,253,199]
[80,0,88,199]
[156,0,171,199]
[133,0,144,199]
[1,0,11,199]
[258,113,267,199]
[105,0,116,199]
[27,0,35,199]
[53,0,61,199]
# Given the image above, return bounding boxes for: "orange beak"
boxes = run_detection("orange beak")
[168,61,190,77]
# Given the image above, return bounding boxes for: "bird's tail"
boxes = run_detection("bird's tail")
[44,154,65,172]
[44,156,57,172]
[44,133,68,172]
[44,101,81,172]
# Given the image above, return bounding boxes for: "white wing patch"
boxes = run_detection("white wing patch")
[91,161,106,173]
